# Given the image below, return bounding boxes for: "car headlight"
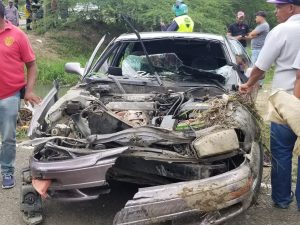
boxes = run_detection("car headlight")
[192,129,239,158]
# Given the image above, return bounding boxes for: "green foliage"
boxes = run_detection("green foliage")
[264,67,275,84]
[41,0,278,34]
[229,0,277,29]
[35,0,279,85]
[36,57,80,85]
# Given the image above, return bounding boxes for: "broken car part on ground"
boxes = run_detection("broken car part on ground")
[20,32,262,225]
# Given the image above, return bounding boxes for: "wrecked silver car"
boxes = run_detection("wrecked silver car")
[20,32,262,225]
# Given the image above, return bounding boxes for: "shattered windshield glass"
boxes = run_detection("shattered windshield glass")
[122,53,231,84]
[122,53,183,77]
[89,39,234,85]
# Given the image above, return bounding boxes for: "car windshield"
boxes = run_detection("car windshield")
[88,38,233,84]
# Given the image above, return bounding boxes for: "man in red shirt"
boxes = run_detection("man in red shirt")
[0,2,40,189]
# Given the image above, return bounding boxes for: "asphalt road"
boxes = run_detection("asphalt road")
[0,146,137,225]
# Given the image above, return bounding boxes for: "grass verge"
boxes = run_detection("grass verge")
[36,57,85,85]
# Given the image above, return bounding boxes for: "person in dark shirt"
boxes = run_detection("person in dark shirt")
[227,11,249,47]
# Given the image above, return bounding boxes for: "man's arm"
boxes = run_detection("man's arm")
[166,21,179,31]
[246,30,259,40]
[294,69,300,99]
[16,9,19,26]
[239,66,265,93]
[24,60,41,106]
[227,26,243,40]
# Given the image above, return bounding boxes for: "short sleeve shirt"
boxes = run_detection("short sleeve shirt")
[228,23,249,47]
[293,50,300,70]
[255,14,300,93]
[251,22,270,49]
[5,6,19,26]
[0,21,35,99]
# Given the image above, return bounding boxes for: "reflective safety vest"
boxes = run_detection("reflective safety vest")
[173,15,194,32]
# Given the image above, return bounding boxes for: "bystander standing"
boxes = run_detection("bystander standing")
[239,0,300,210]
[227,11,249,48]
[25,0,32,30]
[4,0,18,26]
[246,11,270,63]
[0,2,41,189]
[246,11,270,85]
[160,0,194,32]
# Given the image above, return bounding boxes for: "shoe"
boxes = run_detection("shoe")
[273,191,294,209]
[274,203,289,209]
[2,175,15,189]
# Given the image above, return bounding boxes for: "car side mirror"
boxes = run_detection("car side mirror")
[107,66,122,76]
[65,62,84,77]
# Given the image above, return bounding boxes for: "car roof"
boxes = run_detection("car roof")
[115,32,226,42]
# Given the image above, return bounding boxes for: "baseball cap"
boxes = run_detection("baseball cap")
[256,11,267,17]
[237,11,245,18]
[266,0,300,6]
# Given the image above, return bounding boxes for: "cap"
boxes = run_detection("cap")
[266,0,300,6]
[237,11,245,18]
[256,11,267,17]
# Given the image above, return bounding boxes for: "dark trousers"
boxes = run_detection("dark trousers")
[26,18,32,30]
[271,122,299,208]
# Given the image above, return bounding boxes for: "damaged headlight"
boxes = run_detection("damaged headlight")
[192,129,239,158]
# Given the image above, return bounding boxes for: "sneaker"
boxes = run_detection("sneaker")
[2,175,15,189]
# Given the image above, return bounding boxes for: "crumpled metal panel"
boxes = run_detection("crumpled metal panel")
[87,126,193,146]
[113,142,261,225]
[28,81,59,138]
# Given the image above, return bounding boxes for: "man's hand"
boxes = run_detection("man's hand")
[24,91,42,106]
[236,35,243,40]
[239,83,253,94]
[239,66,265,94]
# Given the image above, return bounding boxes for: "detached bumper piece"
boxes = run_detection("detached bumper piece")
[114,163,252,225]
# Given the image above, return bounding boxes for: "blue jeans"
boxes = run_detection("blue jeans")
[271,123,299,208]
[251,48,264,86]
[251,48,261,63]
[0,92,20,176]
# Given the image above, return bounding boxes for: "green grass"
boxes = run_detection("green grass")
[264,67,274,84]
[16,127,29,141]
[36,57,84,85]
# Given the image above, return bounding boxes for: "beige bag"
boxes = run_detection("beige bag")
[267,91,300,155]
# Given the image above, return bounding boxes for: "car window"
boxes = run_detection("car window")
[228,39,252,74]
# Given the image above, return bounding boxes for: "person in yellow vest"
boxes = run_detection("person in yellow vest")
[24,0,32,30]
[160,0,194,32]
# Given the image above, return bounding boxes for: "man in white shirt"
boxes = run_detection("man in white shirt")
[239,0,300,210]
[293,50,300,98]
